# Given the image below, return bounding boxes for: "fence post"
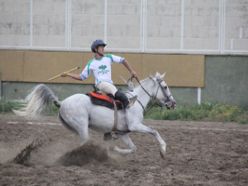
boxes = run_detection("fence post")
[197,87,201,105]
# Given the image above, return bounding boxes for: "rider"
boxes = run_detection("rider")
[62,39,138,108]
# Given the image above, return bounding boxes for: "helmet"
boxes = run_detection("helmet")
[91,39,106,53]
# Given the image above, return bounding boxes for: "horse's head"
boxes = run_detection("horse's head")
[150,72,176,109]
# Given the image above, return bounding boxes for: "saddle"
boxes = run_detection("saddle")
[87,91,124,110]
[87,91,131,140]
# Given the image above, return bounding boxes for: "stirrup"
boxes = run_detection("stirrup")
[127,95,137,108]
[103,132,118,141]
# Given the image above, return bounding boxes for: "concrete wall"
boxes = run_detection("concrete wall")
[0,0,247,54]
[225,0,248,51]
[0,0,30,46]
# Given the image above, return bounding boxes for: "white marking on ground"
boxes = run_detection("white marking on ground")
[7,120,60,126]
[149,125,248,133]
[163,126,248,133]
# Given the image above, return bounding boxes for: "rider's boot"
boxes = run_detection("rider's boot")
[114,90,137,109]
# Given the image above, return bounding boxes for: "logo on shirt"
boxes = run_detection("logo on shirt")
[98,65,109,74]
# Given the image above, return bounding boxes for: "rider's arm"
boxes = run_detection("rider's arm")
[62,64,91,81]
[107,54,137,78]
[64,73,82,81]
[122,59,137,78]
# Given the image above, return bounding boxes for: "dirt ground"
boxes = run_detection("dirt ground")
[0,113,248,186]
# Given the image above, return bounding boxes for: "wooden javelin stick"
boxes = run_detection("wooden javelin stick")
[48,66,80,81]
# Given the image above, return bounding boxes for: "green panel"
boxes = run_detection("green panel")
[202,56,248,107]
[170,88,197,105]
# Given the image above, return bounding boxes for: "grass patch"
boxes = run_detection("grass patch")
[1,100,247,124]
[0,100,24,113]
[145,103,248,124]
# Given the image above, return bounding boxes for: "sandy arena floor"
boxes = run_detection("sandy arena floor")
[0,113,248,186]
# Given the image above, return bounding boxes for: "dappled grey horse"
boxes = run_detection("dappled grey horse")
[14,72,176,159]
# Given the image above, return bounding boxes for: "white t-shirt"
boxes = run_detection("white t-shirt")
[80,54,125,85]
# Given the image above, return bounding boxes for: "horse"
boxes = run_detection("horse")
[14,72,176,159]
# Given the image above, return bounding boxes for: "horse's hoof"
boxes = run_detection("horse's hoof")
[160,150,166,159]
[103,133,112,141]
[103,132,119,141]
[160,146,166,159]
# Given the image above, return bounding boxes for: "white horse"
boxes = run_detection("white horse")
[14,72,176,159]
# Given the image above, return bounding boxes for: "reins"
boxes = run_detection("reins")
[132,77,153,98]
[130,76,163,114]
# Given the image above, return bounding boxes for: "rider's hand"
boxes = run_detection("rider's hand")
[131,70,138,79]
[61,72,67,77]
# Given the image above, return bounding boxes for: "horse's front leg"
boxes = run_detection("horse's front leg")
[113,134,137,155]
[128,123,166,159]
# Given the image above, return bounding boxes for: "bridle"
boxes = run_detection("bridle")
[131,76,173,113]
[156,78,174,104]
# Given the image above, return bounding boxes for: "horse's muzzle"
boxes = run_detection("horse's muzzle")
[164,100,176,110]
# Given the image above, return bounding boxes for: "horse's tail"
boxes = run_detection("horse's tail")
[13,84,61,118]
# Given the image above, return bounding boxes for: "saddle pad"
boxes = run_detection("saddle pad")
[87,92,124,110]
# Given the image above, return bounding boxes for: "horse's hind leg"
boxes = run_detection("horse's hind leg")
[61,113,89,146]
[113,134,137,155]
[76,117,89,146]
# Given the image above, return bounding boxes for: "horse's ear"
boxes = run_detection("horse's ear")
[161,72,166,79]
[155,72,160,77]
